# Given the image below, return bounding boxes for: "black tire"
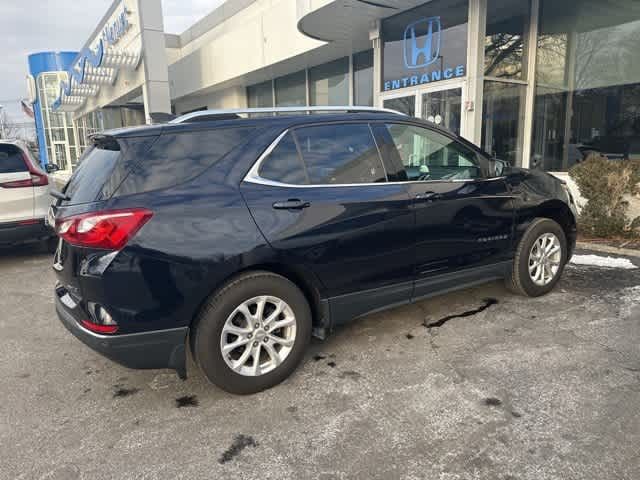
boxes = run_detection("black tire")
[506,218,568,297]
[193,271,312,394]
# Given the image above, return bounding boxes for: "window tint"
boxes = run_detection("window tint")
[61,136,158,205]
[385,124,481,181]
[259,133,308,184]
[294,124,386,184]
[0,144,27,173]
[116,127,254,196]
[63,144,121,204]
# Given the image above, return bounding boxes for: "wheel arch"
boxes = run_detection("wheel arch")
[517,199,577,258]
[188,261,329,347]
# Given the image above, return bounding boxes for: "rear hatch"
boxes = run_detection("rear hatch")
[51,134,156,300]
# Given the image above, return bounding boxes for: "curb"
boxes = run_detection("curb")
[576,241,640,258]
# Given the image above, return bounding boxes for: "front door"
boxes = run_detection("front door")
[374,121,515,299]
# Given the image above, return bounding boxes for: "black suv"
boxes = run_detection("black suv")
[52,108,577,394]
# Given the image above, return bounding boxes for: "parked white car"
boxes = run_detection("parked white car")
[0,140,55,250]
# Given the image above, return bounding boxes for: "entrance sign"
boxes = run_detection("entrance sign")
[382,1,469,92]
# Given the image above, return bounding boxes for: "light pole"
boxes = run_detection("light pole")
[0,105,6,139]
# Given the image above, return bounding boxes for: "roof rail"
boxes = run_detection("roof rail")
[169,106,406,124]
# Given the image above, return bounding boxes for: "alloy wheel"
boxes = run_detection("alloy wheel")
[220,296,297,376]
[528,232,562,286]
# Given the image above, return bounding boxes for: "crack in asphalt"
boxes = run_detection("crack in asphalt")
[423,298,499,329]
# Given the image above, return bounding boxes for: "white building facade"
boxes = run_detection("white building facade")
[48,0,640,187]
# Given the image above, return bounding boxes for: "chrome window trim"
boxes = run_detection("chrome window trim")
[243,127,503,189]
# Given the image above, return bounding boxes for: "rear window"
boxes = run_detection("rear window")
[61,136,158,205]
[114,127,254,196]
[0,144,27,173]
[63,143,121,204]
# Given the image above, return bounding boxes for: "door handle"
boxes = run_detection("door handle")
[272,199,310,210]
[415,191,442,201]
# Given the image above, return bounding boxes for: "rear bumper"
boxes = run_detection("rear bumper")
[55,290,188,377]
[0,219,52,245]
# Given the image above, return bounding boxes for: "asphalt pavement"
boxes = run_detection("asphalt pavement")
[1,246,638,480]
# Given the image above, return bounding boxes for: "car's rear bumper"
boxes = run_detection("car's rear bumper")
[0,218,52,246]
[55,289,188,377]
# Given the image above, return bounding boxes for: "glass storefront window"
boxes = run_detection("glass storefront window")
[384,96,416,116]
[532,0,640,171]
[36,72,78,171]
[422,88,462,135]
[482,81,526,165]
[485,0,529,79]
[275,70,307,107]
[353,50,374,106]
[247,80,274,108]
[382,0,469,93]
[309,57,349,106]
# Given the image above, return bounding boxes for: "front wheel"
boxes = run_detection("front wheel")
[507,218,568,297]
[193,271,312,394]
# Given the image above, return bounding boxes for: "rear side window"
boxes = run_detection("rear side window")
[294,124,386,185]
[115,127,254,196]
[63,143,121,204]
[0,144,27,173]
[259,133,308,184]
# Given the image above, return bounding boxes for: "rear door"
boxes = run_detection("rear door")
[0,143,34,222]
[241,122,415,323]
[376,122,515,298]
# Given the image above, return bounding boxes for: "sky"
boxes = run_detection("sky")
[0,0,225,124]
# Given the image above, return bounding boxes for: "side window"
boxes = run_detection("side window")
[294,123,386,184]
[115,127,254,196]
[385,124,482,181]
[0,145,27,173]
[259,132,308,184]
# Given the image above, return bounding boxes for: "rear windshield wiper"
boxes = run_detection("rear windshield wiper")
[50,189,70,201]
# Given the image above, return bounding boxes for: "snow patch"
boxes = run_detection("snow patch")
[570,254,637,270]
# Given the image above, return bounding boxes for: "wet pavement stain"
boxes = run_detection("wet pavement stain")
[406,333,415,339]
[175,395,199,408]
[338,370,362,380]
[327,361,337,368]
[312,353,327,361]
[483,397,503,407]
[424,298,499,329]
[218,434,258,464]
[112,386,140,398]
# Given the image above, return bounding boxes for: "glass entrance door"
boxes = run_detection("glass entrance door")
[421,87,463,136]
[381,82,465,137]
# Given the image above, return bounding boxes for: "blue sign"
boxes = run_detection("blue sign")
[404,17,441,69]
[383,15,466,92]
[102,3,130,46]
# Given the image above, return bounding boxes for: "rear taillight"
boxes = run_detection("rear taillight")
[82,303,118,334]
[55,208,153,250]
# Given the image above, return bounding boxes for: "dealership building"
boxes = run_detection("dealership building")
[27,0,639,187]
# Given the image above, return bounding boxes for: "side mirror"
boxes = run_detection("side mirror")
[493,158,510,177]
[45,163,59,174]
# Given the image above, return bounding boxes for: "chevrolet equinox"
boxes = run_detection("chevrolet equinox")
[51,107,578,394]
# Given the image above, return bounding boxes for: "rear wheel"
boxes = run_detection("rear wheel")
[507,218,567,297]
[193,271,311,394]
